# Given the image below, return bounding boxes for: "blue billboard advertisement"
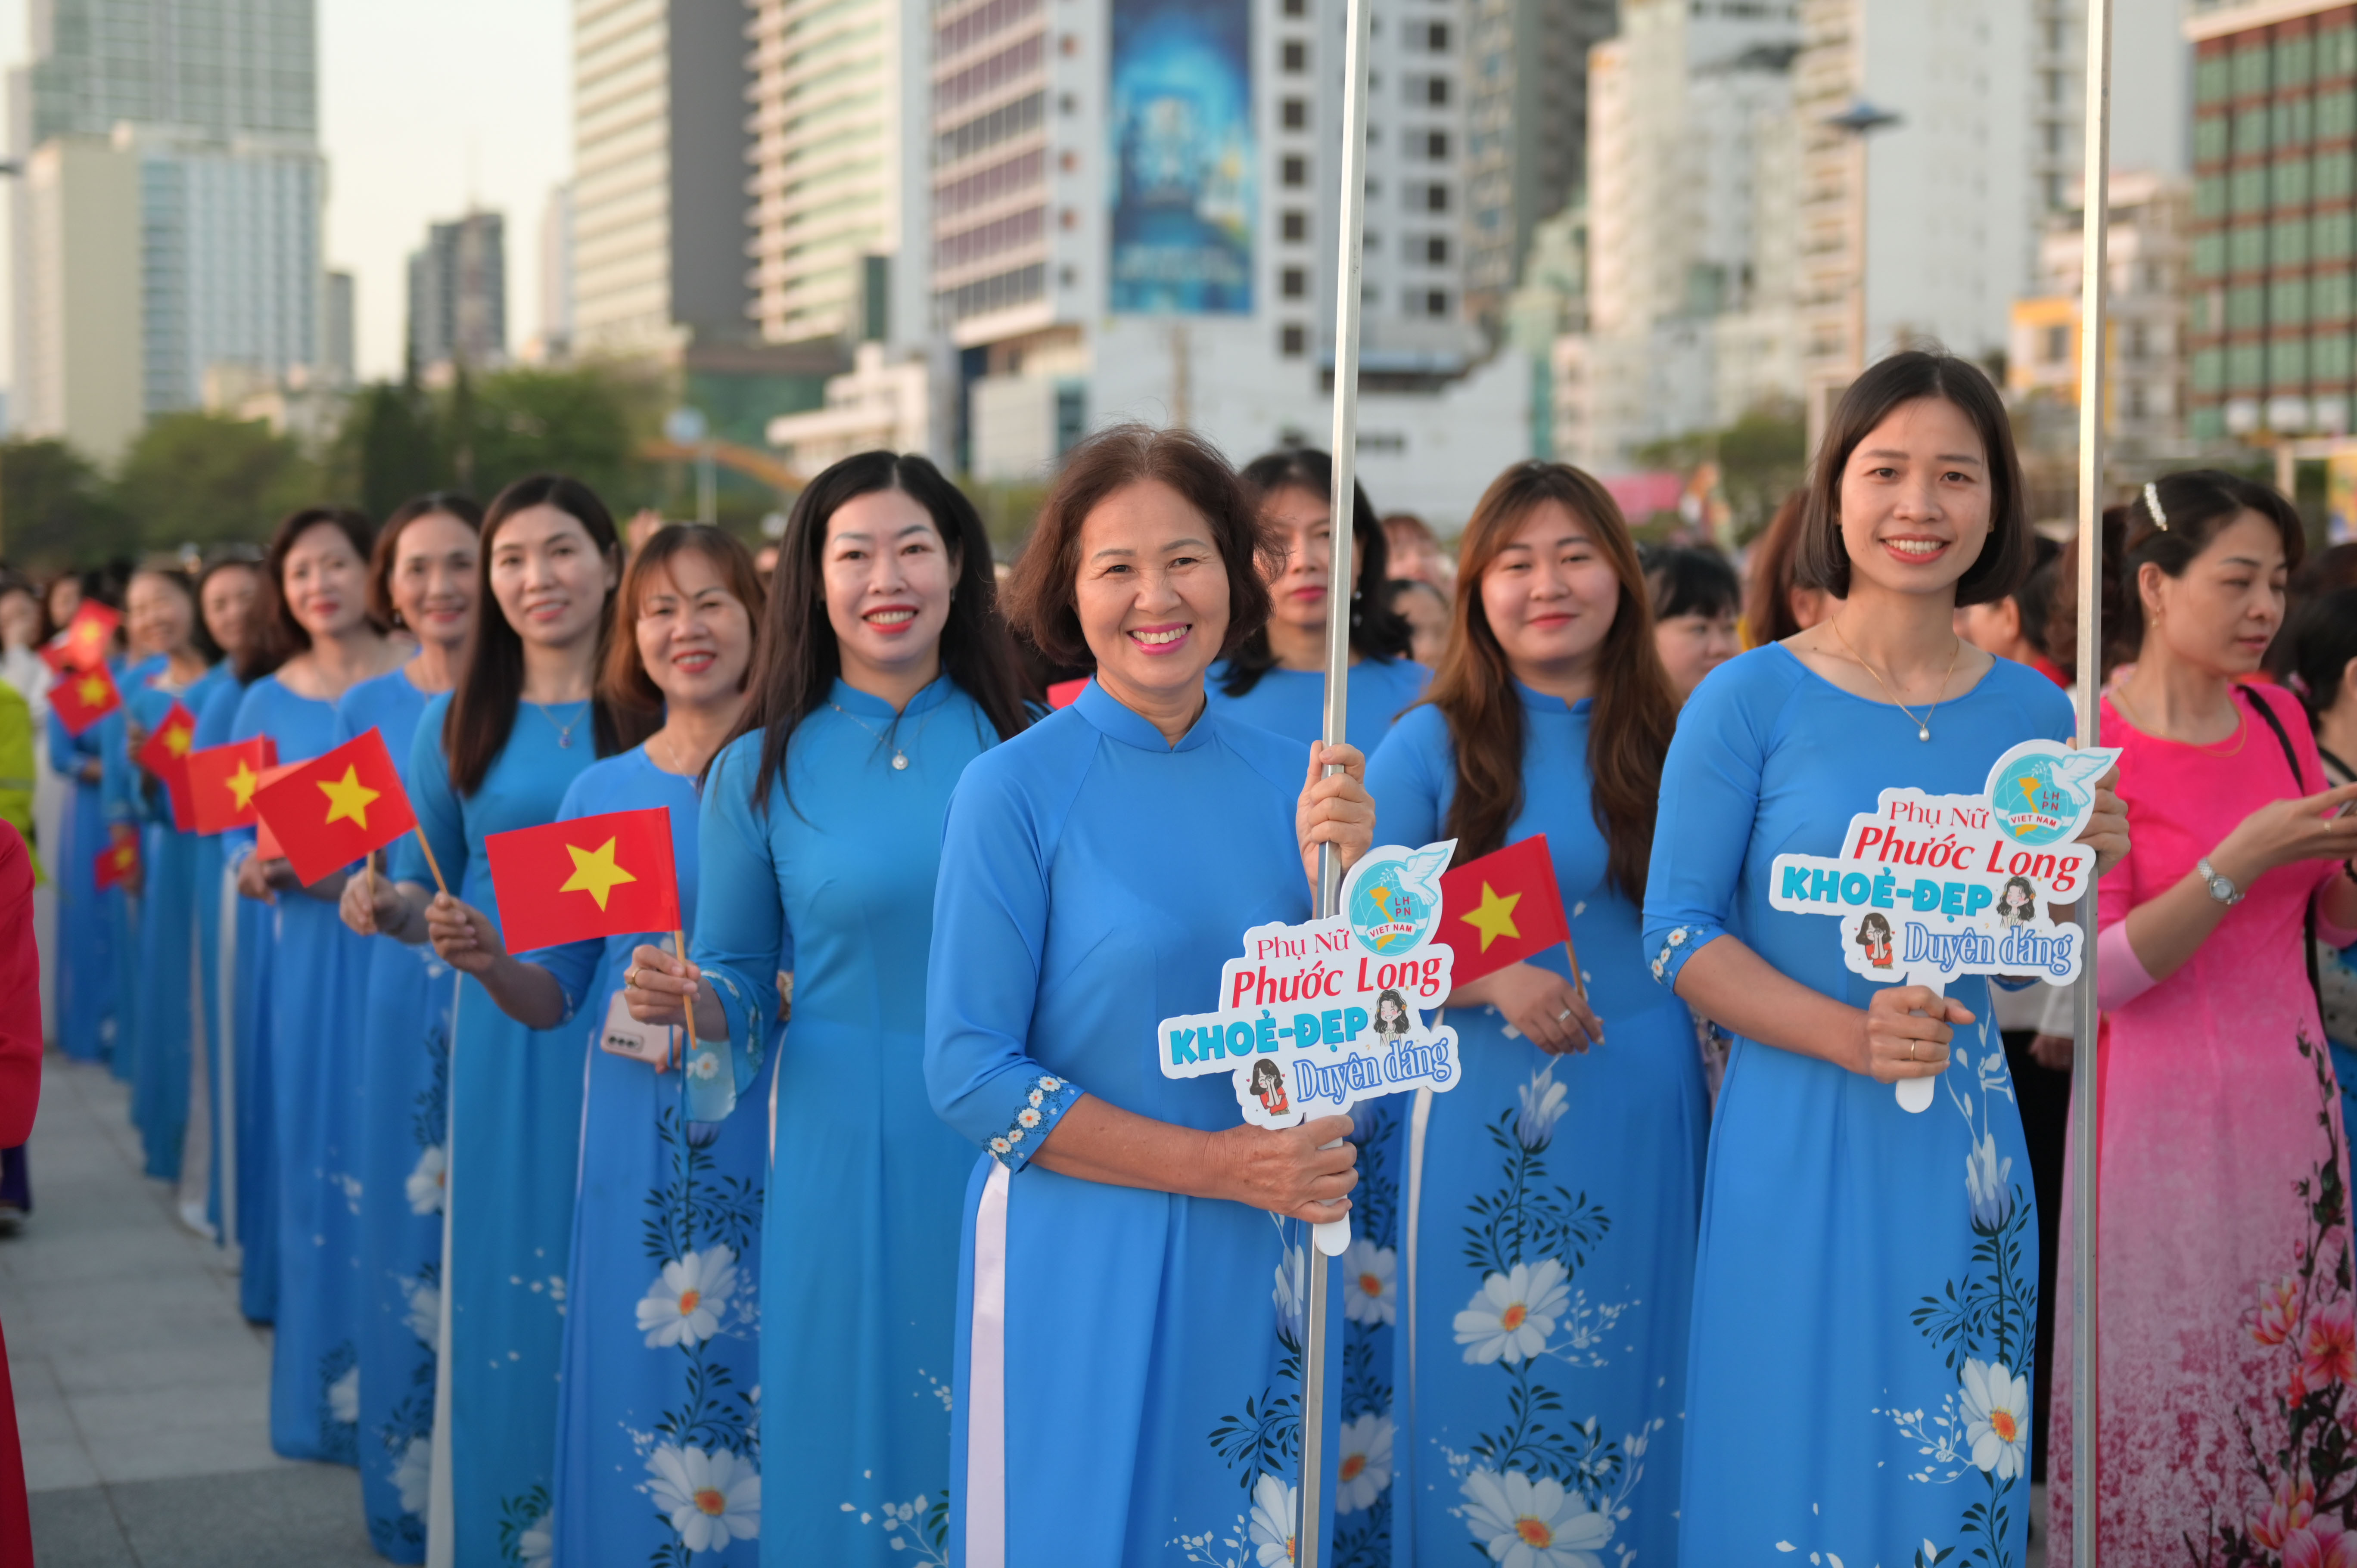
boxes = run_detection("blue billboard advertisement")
[1107,0,1254,314]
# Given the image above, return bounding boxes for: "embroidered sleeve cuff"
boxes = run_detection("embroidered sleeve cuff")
[987,1073,1081,1172]
[703,968,769,1104]
[1645,922,1719,992]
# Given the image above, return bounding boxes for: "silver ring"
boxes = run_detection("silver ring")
[1556,1008,1573,1022]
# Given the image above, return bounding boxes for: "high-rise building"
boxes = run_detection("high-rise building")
[1462,0,1617,326]
[571,0,757,358]
[2183,0,2357,443]
[407,211,507,379]
[933,0,1524,517]
[326,268,354,385]
[10,0,323,458]
[1553,0,1803,469]
[746,0,928,348]
[528,182,575,364]
[25,0,316,144]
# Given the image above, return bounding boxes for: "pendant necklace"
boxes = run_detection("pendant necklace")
[832,703,909,770]
[1828,620,1962,742]
[531,699,587,749]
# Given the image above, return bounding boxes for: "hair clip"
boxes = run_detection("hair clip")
[2143,480,2170,531]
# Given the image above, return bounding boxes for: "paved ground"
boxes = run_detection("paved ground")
[4,1054,381,1568]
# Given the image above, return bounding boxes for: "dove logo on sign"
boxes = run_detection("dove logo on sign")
[1346,842,1451,955]
[1987,741,2116,849]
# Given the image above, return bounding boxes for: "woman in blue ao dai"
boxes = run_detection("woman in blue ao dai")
[1202,445,1428,1565]
[230,508,411,1464]
[46,597,127,1065]
[334,495,482,1559]
[377,475,638,1568]
[1366,462,1704,1567]
[629,456,1038,1567]
[436,525,768,1566]
[1204,448,1430,758]
[118,566,221,1184]
[925,426,1377,1565]
[1642,355,2128,1563]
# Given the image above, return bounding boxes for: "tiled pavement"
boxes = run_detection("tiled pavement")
[4,1055,380,1568]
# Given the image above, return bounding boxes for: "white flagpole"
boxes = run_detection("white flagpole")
[1300,0,1373,1556]
[2071,0,2113,1559]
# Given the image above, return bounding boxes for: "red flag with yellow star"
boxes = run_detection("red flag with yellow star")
[1437,834,1570,984]
[135,700,201,830]
[56,602,121,672]
[184,737,279,835]
[48,664,122,736]
[251,729,418,886]
[485,807,680,953]
[93,822,140,890]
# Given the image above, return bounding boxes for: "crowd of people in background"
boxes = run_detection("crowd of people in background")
[0,346,2354,1565]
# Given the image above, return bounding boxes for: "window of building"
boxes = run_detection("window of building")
[1424,130,1449,159]
[2126,322,2149,360]
[2197,174,2228,223]
[2192,346,2226,394]
[1283,209,1308,242]
[1281,267,1307,299]
[2237,106,2270,158]
[2317,331,2354,382]
[1283,0,1306,14]
[1425,235,1449,264]
[2229,341,2265,391]
[1424,21,1450,51]
[1363,230,1381,254]
[1426,77,1450,106]
[2274,96,2315,149]
[2231,223,2267,273]
[2270,335,2310,387]
[2317,149,2356,202]
[2228,284,2266,331]
[2320,211,2356,261]
[2195,113,2229,164]
[2275,215,2312,267]
[1425,184,1449,213]
[2278,34,2316,90]
[2325,27,2357,80]
[2192,233,2227,280]
[1424,289,1450,317]
[2321,89,2357,140]
[2232,166,2269,215]
[1283,40,1308,72]
[1282,155,1308,187]
[2317,269,2354,322]
[1281,323,1307,356]
[2124,383,2147,420]
[1283,97,1308,130]
[2234,42,2270,101]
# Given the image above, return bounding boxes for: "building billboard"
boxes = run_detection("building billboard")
[1108,0,1253,314]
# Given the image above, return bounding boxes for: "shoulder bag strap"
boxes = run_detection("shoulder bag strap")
[2242,683,2326,1013]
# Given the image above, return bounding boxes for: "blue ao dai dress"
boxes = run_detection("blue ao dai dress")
[1203,655,1429,1568]
[122,663,217,1182]
[534,748,770,1568]
[1643,646,2065,1562]
[47,680,127,1064]
[690,678,999,1568]
[96,655,164,1086]
[1203,658,1429,760]
[195,673,277,1318]
[925,679,1347,1566]
[1366,687,1707,1568]
[232,674,371,1464]
[337,668,458,1560]
[395,694,597,1567]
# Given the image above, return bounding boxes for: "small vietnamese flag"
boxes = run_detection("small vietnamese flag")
[250,763,301,863]
[136,701,201,830]
[1437,834,1572,986]
[49,663,122,736]
[93,822,140,890]
[57,602,121,672]
[184,737,279,835]
[251,729,417,886]
[1045,677,1089,709]
[485,807,680,954]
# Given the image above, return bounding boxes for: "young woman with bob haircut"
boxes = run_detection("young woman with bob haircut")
[622,451,1031,1565]
[1367,460,1703,1565]
[921,424,1374,1562]
[1642,351,2126,1555]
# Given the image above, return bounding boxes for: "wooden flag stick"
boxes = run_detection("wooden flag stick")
[675,929,698,1076]
[411,824,451,899]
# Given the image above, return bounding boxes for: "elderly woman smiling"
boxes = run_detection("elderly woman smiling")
[925,424,1375,1564]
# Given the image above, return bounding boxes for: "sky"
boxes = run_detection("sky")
[0,0,574,390]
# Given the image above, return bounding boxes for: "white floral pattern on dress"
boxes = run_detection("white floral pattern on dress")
[1247,1473,1297,1567]
[647,1443,760,1552]
[1341,1239,1396,1327]
[393,1436,431,1515]
[327,1364,359,1426]
[1334,1412,1394,1514]
[1459,1469,1614,1568]
[986,1074,1076,1168]
[635,1245,738,1348]
[405,1144,445,1216]
[1455,1258,1571,1366]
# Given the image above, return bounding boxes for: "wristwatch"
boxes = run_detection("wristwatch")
[2197,857,2245,907]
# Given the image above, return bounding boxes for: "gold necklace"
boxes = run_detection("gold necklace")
[1827,620,1964,742]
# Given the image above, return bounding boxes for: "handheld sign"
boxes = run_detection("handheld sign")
[1159,841,1464,1136]
[1768,738,2119,1112]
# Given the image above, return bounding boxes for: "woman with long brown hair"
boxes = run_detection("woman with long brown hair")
[370,473,642,1564]
[1365,460,1702,1565]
